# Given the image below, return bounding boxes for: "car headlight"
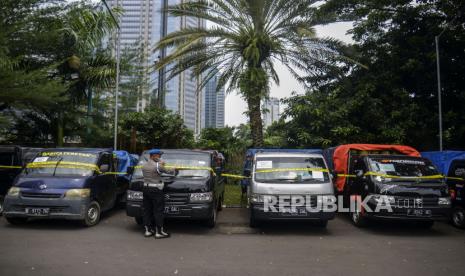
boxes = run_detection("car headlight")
[438,197,451,205]
[370,194,395,205]
[7,187,20,197]
[127,190,143,201]
[190,192,213,202]
[250,193,265,203]
[64,189,90,199]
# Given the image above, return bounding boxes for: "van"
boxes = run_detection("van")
[3,148,129,226]
[126,149,225,228]
[324,144,451,228]
[248,150,336,228]
[0,146,42,215]
[422,151,465,228]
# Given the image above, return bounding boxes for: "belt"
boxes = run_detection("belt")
[144,183,164,189]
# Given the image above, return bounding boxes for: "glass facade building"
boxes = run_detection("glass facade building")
[262,98,280,128]
[204,74,225,129]
[108,0,205,134]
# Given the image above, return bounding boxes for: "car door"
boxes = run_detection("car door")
[95,153,117,211]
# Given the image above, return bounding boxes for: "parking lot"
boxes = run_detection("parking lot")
[0,208,464,276]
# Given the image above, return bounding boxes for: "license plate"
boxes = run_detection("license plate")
[281,208,307,216]
[26,208,50,216]
[407,209,432,217]
[164,206,180,214]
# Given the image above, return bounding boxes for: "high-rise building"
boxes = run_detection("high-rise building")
[108,0,205,135]
[262,98,280,128]
[204,74,225,129]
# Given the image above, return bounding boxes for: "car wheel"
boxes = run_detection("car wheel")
[6,217,28,225]
[351,209,367,227]
[81,201,101,227]
[135,216,144,225]
[315,220,328,228]
[451,207,465,229]
[0,195,4,216]
[417,221,434,229]
[249,209,259,228]
[205,204,217,228]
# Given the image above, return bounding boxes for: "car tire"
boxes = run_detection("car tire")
[81,201,101,227]
[451,206,465,229]
[315,220,328,228]
[205,204,217,228]
[417,221,434,229]
[0,195,4,216]
[135,216,144,225]
[6,217,28,225]
[249,210,259,228]
[350,210,367,227]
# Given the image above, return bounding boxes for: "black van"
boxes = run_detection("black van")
[0,146,42,215]
[325,145,451,228]
[3,148,126,226]
[126,149,225,228]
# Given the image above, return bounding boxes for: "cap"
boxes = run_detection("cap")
[148,149,164,155]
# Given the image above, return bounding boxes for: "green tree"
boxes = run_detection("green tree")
[154,0,348,147]
[282,0,465,150]
[119,107,195,151]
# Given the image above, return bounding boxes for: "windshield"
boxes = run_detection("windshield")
[368,157,440,181]
[133,153,211,179]
[254,156,329,183]
[23,151,99,177]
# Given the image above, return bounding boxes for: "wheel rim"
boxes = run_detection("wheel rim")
[0,200,3,214]
[453,210,464,226]
[352,211,360,223]
[87,205,99,223]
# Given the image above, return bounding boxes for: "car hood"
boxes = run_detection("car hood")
[14,176,89,190]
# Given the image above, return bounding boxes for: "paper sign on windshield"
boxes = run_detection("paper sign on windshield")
[312,171,324,179]
[378,163,395,172]
[256,161,273,169]
[33,157,49,163]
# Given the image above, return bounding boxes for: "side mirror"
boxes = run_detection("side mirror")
[99,164,110,173]
[330,170,338,179]
[126,166,134,175]
[355,170,364,178]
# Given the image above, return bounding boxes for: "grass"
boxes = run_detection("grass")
[223,183,245,207]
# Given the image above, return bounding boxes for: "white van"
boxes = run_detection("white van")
[248,151,335,227]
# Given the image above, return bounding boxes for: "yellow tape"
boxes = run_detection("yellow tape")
[364,171,444,179]
[255,168,329,173]
[445,176,465,181]
[26,161,127,175]
[221,173,250,179]
[0,165,22,169]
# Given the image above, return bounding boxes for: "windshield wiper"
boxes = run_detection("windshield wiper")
[52,157,63,177]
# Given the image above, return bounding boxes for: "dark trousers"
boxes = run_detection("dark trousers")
[142,187,165,230]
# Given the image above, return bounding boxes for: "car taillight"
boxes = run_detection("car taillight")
[449,189,456,200]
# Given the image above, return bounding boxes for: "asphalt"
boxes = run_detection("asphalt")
[0,208,464,276]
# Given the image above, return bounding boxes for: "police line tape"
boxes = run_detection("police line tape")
[7,162,465,182]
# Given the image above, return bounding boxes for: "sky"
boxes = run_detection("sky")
[224,22,355,126]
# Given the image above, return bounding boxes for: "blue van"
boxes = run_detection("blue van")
[3,148,130,226]
[422,151,465,228]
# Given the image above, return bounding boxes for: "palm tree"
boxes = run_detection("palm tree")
[54,3,121,145]
[154,0,347,147]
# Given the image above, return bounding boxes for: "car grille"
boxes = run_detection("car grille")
[394,197,438,207]
[165,193,189,205]
[271,194,319,209]
[21,192,62,199]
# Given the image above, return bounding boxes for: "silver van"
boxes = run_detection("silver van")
[248,151,336,227]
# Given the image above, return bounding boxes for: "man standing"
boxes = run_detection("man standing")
[142,149,176,238]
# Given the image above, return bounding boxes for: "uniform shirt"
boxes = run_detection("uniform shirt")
[142,158,174,184]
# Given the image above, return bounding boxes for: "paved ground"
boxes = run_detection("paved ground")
[0,208,464,276]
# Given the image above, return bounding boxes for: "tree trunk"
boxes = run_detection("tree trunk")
[130,127,137,153]
[246,92,264,147]
[57,113,64,146]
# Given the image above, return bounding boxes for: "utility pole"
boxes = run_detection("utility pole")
[101,0,121,150]
[157,0,169,108]
[435,11,461,152]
